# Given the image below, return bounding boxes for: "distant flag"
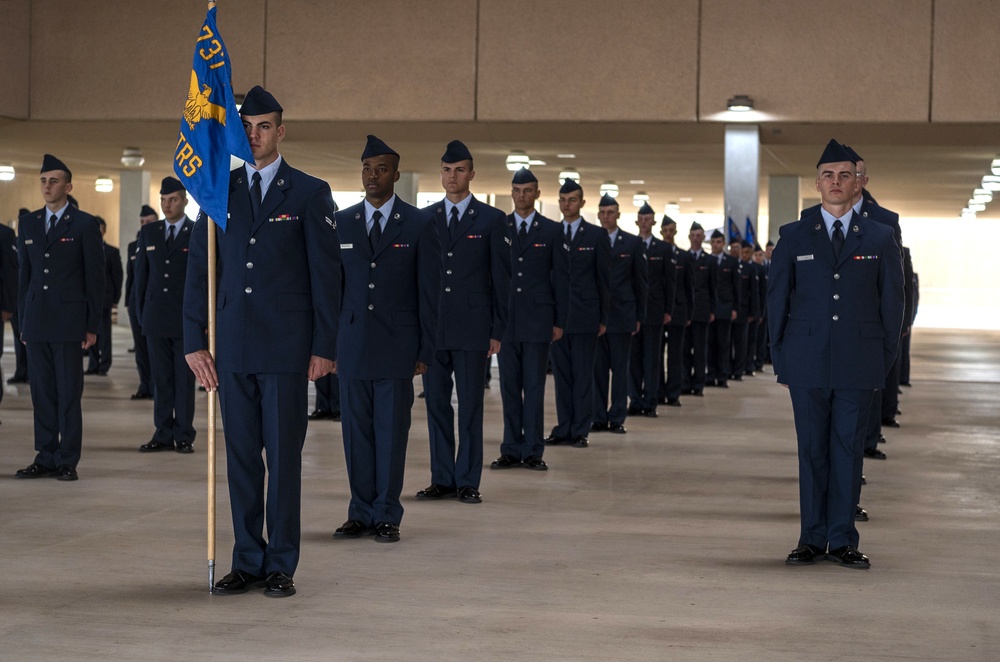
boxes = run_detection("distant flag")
[727,216,742,243]
[745,217,757,247]
[173,6,253,231]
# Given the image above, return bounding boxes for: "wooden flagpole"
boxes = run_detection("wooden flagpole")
[206,0,219,594]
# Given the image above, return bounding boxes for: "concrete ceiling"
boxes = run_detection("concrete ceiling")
[2,117,999,223]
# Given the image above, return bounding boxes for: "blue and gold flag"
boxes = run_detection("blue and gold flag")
[173,6,253,232]
[727,216,742,243]
[745,217,757,247]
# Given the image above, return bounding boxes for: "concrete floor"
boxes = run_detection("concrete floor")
[0,327,997,661]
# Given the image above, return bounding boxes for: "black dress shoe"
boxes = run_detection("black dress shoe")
[334,519,375,538]
[642,408,659,417]
[264,572,296,598]
[827,545,870,569]
[861,475,867,485]
[626,405,643,416]
[690,390,703,397]
[490,455,521,469]
[786,544,825,565]
[855,506,869,522]
[656,396,668,405]
[139,439,174,453]
[374,522,400,543]
[590,422,609,432]
[307,409,334,420]
[175,442,194,454]
[213,569,266,595]
[864,447,887,460]
[544,434,570,445]
[130,391,153,400]
[96,371,108,376]
[571,436,589,448]
[329,412,342,421]
[457,486,483,504]
[15,463,56,479]
[716,381,729,388]
[415,484,457,499]
[744,370,756,377]
[55,466,78,481]
[730,375,743,382]
[608,423,626,434]
[523,456,548,471]
[665,399,681,407]
[881,418,900,428]
[84,367,99,375]
[878,435,887,444]
[7,376,28,384]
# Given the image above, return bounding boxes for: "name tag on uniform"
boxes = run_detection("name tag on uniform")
[341,243,353,249]
[25,239,33,245]
[796,254,814,261]
[146,245,156,251]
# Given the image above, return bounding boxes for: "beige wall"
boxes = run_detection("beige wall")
[8,0,993,124]
[699,0,933,121]
[477,0,699,121]
[931,0,1000,122]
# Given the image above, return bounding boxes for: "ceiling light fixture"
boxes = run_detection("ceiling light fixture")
[665,202,680,213]
[962,209,977,219]
[968,202,987,212]
[0,164,14,181]
[557,153,576,159]
[629,179,645,185]
[558,169,580,184]
[234,93,245,112]
[632,192,650,207]
[981,175,1000,191]
[95,176,114,193]
[599,181,619,198]
[505,151,530,171]
[726,94,754,112]
[120,147,145,168]
[973,188,993,203]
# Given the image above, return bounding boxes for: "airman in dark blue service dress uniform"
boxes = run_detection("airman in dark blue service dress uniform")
[135,177,197,454]
[770,140,904,570]
[0,219,17,394]
[416,140,510,504]
[184,87,341,597]
[683,222,716,396]
[15,154,105,482]
[658,216,694,406]
[125,205,159,400]
[628,203,674,415]
[592,194,647,434]
[706,229,740,387]
[491,168,567,472]
[332,135,440,544]
[85,216,122,376]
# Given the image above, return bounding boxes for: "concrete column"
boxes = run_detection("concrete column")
[117,169,149,326]
[396,172,419,206]
[724,124,760,244]
[768,175,801,244]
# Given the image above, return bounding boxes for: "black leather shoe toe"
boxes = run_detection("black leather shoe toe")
[881,418,900,428]
[374,522,400,543]
[55,466,78,481]
[864,448,887,460]
[590,422,609,432]
[213,569,265,595]
[855,506,869,522]
[334,519,375,538]
[415,484,457,499]
[307,409,334,420]
[130,391,153,400]
[490,455,521,470]
[523,456,548,471]
[139,440,174,453]
[457,486,482,504]
[608,423,627,434]
[263,572,296,598]
[665,399,681,407]
[643,408,659,417]
[571,436,589,448]
[544,434,569,446]
[785,544,825,565]
[15,463,57,479]
[827,546,871,569]
[626,406,644,416]
[175,442,194,454]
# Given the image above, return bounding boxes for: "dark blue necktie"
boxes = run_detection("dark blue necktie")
[449,207,459,241]
[250,172,262,218]
[832,220,845,260]
[370,210,383,251]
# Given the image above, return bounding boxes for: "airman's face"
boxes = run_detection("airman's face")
[661,223,677,244]
[815,161,858,206]
[597,205,620,230]
[441,160,474,196]
[40,170,72,206]
[242,112,284,165]
[559,190,584,219]
[636,213,655,235]
[160,191,187,222]
[362,154,400,200]
[511,182,540,214]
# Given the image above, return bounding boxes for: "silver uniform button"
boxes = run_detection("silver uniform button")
[249,238,256,244]
[163,288,168,292]
[833,273,840,280]
[517,272,523,277]
[165,259,170,265]
[43,268,49,274]
[445,287,451,292]
[245,287,252,294]
[247,262,253,269]
[518,257,524,262]
[833,294,840,300]
[832,315,839,321]
[369,283,375,289]
[43,285,48,290]
[44,253,50,258]
[516,287,522,292]
[371,262,376,268]
[368,304,374,310]
[164,273,169,278]
[447,252,453,257]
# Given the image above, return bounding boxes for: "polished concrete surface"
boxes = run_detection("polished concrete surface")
[1,327,998,661]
